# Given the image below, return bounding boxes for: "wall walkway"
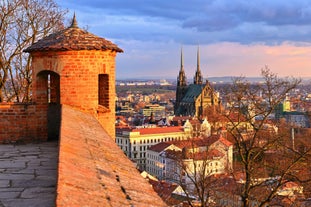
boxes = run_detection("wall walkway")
[57,105,166,206]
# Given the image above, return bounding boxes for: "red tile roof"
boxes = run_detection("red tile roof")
[148,135,233,152]
[148,179,185,205]
[132,126,184,135]
[199,135,233,147]
[24,16,123,53]
[218,137,233,147]
[148,142,173,153]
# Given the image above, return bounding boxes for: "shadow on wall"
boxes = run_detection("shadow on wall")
[48,103,61,141]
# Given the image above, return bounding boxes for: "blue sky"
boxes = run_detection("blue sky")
[56,0,311,79]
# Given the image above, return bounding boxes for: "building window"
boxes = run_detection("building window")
[98,74,109,108]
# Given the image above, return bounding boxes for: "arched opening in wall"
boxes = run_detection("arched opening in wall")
[37,70,61,141]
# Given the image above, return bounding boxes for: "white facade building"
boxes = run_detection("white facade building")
[116,119,212,171]
[116,125,192,170]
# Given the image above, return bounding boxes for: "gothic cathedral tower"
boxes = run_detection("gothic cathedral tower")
[194,46,203,85]
[174,47,187,114]
[174,46,219,118]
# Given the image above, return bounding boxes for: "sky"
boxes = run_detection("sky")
[55,0,311,80]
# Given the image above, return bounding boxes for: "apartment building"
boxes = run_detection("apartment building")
[116,119,212,170]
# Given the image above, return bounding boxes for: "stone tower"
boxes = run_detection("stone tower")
[24,15,123,140]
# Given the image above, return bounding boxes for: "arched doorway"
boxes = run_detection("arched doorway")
[36,70,61,141]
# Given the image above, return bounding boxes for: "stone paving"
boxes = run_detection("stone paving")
[0,141,58,207]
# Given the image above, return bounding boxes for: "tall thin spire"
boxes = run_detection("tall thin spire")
[197,46,200,72]
[194,46,203,85]
[181,46,184,71]
[178,47,187,86]
[70,12,78,28]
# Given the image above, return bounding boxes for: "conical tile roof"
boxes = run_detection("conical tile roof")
[24,15,123,53]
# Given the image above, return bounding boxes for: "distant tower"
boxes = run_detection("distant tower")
[177,47,187,87]
[24,14,123,140]
[175,47,187,114]
[194,46,203,85]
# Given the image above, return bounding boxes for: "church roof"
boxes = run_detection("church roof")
[180,84,203,103]
[24,15,123,53]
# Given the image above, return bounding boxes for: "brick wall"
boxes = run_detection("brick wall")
[0,103,47,143]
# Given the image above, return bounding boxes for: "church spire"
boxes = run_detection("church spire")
[177,47,187,86]
[70,12,78,28]
[194,46,203,85]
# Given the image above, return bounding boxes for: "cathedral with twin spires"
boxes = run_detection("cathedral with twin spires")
[174,47,219,118]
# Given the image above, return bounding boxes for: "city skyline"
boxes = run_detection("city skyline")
[56,0,311,79]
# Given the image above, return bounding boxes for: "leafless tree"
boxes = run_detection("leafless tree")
[167,137,228,207]
[222,67,311,206]
[0,0,67,102]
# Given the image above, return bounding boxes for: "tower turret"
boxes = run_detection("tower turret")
[24,14,123,140]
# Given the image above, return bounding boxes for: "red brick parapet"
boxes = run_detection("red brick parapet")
[0,102,47,143]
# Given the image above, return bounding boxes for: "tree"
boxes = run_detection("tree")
[166,141,215,206]
[0,0,67,102]
[222,68,310,206]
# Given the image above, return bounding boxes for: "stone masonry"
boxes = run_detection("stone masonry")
[0,141,58,207]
